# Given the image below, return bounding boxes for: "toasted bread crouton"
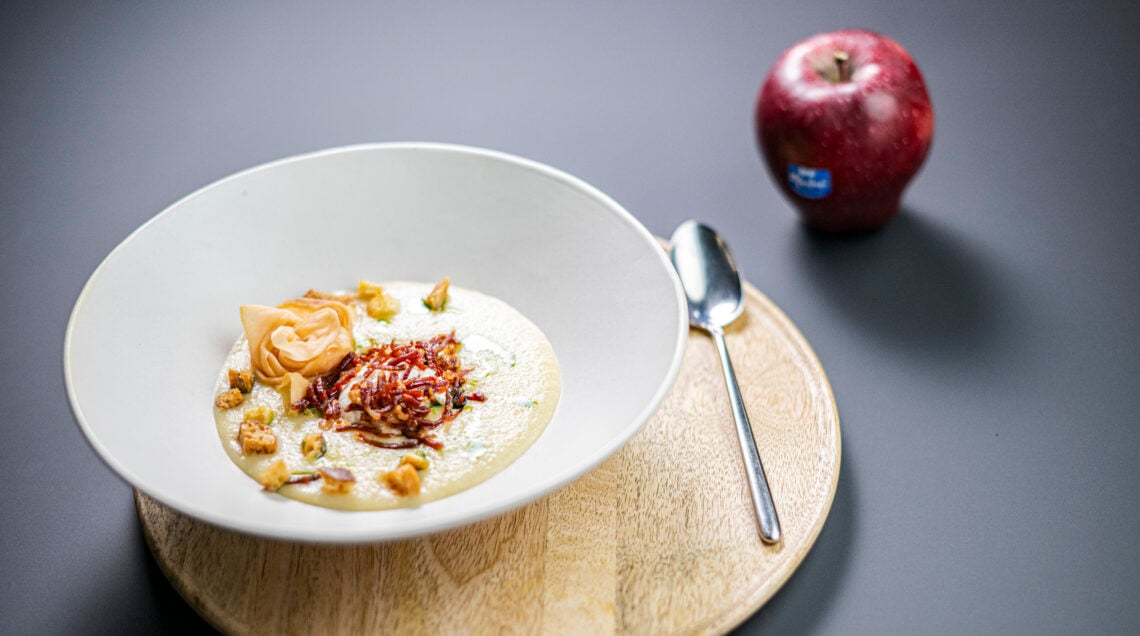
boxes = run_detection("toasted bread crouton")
[381,462,421,496]
[301,433,326,461]
[228,369,254,393]
[400,452,429,470]
[243,406,274,425]
[358,280,401,319]
[319,467,356,494]
[257,459,290,491]
[215,388,245,410]
[357,280,384,300]
[365,292,401,321]
[238,419,277,455]
[423,277,450,311]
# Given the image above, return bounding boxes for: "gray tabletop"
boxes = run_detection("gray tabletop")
[4,2,1138,634]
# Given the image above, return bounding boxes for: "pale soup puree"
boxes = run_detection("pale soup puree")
[212,280,561,511]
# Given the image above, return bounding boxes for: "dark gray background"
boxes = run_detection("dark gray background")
[3,2,1137,634]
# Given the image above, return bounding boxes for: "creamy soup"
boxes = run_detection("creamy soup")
[212,281,560,510]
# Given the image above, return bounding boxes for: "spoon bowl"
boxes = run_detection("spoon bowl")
[670,221,746,330]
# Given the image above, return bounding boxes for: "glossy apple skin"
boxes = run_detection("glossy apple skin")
[756,29,934,232]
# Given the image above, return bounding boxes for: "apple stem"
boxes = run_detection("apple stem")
[834,51,851,82]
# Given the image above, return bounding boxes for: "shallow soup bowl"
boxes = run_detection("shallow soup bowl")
[64,143,688,543]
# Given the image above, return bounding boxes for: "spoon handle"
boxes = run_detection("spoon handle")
[710,327,782,544]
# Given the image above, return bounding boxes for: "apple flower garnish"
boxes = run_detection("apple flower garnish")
[240,298,354,401]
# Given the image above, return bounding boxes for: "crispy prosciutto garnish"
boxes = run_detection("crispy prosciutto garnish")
[291,332,483,450]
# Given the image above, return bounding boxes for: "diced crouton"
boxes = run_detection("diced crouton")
[243,406,274,425]
[357,280,385,300]
[257,459,290,491]
[319,467,356,494]
[301,433,326,461]
[423,277,450,311]
[400,452,429,470]
[436,343,461,367]
[228,369,253,393]
[366,292,401,321]
[238,420,277,455]
[381,462,421,496]
[215,388,245,409]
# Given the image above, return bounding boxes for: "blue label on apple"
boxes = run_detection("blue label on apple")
[787,164,831,199]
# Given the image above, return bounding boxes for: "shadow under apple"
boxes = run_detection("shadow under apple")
[792,208,1012,361]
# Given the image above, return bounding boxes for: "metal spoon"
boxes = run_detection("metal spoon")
[669,220,782,544]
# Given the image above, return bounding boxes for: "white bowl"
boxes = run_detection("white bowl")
[65,143,687,543]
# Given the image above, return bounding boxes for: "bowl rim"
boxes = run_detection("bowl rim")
[63,141,689,542]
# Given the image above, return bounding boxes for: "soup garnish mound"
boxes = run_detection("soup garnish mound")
[212,278,561,511]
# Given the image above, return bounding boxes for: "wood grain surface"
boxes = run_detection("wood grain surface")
[137,281,840,635]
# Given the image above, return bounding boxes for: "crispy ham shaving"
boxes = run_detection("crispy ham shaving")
[292,332,484,450]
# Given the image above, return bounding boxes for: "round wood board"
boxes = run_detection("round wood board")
[137,280,840,635]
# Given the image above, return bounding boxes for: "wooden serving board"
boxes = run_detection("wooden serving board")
[138,281,840,635]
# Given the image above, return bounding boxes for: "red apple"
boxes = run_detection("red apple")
[755,29,934,232]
